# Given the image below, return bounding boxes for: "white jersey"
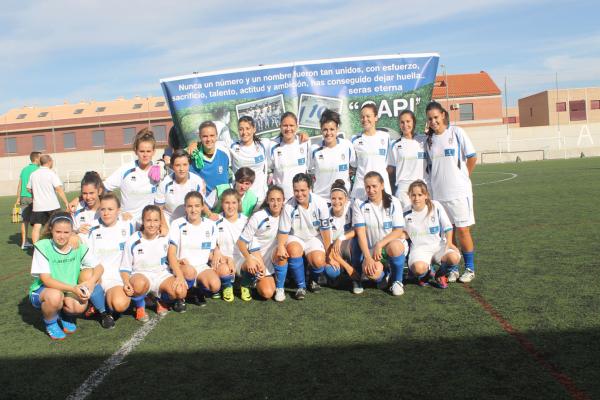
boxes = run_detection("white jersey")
[73,201,100,232]
[279,193,331,241]
[104,161,158,220]
[309,138,355,199]
[403,200,453,248]
[352,196,404,248]
[388,134,428,194]
[215,214,248,259]
[350,130,392,199]
[239,208,280,254]
[229,139,270,201]
[426,126,476,201]
[168,216,216,269]
[85,219,135,282]
[120,232,169,275]
[154,173,206,224]
[329,203,352,241]
[269,136,309,199]
[27,166,63,212]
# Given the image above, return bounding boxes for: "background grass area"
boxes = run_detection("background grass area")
[0,157,599,399]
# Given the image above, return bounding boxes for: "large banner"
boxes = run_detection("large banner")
[160,53,439,147]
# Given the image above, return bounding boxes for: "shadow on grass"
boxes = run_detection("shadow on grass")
[1,327,599,400]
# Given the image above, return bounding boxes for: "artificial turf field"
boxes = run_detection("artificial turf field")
[1,157,599,400]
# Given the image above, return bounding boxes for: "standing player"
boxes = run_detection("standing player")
[120,205,187,322]
[275,173,333,299]
[269,112,310,199]
[403,180,461,289]
[229,116,269,202]
[73,171,104,237]
[237,186,285,301]
[352,172,407,296]
[188,121,231,193]
[424,101,477,283]
[16,151,40,249]
[387,110,428,210]
[309,109,355,200]
[350,104,392,199]
[155,149,206,224]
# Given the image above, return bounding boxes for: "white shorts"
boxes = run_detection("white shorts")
[439,196,475,228]
[190,264,212,277]
[409,242,460,266]
[287,235,325,255]
[101,277,124,292]
[133,269,173,297]
[394,183,412,211]
[242,245,275,277]
[368,238,409,259]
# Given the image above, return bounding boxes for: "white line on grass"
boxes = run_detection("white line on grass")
[66,315,163,400]
[473,172,518,186]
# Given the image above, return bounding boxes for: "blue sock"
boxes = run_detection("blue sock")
[350,238,363,277]
[160,292,173,304]
[463,251,475,271]
[389,254,406,283]
[288,257,306,289]
[309,266,324,282]
[324,265,341,280]
[89,284,106,313]
[132,295,146,309]
[274,263,288,289]
[186,279,196,289]
[220,274,234,289]
[43,315,58,325]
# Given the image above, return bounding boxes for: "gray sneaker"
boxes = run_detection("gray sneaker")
[459,269,475,283]
[308,280,321,293]
[295,288,306,300]
[447,270,460,283]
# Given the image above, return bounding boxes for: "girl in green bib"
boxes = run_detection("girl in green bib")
[29,212,104,340]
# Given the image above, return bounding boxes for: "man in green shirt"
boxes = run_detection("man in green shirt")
[16,152,41,249]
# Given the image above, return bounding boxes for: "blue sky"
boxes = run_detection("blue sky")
[1,0,598,114]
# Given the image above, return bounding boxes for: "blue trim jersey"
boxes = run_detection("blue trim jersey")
[239,208,280,254]
[168,216,216,269]
[425,126,476,201]
[350,130,392,199]
[268,136,309,199]
[388,134,428,193]
[104,160,158,220]
[403,200,453,248]
[309,138,355,199]
[215,214,248,259]
[85,219,134,282]
[154,173,206,224]
[229,139,270,201]
[73,201,100,233]
[329,203,352,241]
[189,145,231,193]
[120,232,169,275]
[352,196,404,248]
[278,193,331,242]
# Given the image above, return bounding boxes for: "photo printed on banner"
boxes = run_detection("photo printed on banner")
[235,94,285,136]
[298,94,343,129]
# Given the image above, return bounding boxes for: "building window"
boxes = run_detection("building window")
[74,108,84,114]
[123,127,136,145]
[505,116,517,124]
[133,103,143,109]
[4,137,16,154]
[569,100,586,121]
[152,125,167,142]
[92,130,105,147]
[459,103,474,121]
[33,135,46,151]
[556,102,567,112]
[38,112,48,117]
[591,100,600,110]
[155,101,165,107]
[63,132,76,149]
[96,106,106,112]
[16,113,27,119]
[530,108,533,117]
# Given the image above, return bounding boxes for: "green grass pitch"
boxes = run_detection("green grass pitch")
[0,157,599,399]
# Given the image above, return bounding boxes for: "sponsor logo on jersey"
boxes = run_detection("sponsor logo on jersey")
[201,242,211,249]
[95,233,102,239]
[235,147,240,153]
[168,188,175,194]
[255,155,264,163]
[131,176,136,182]
[218,226,224,232]
[182,229,187,235]
[429,226,440,234]
[137,248,144,255]
[379,148,386,155]
[218,166,224,174]
[277,150,282,157]
[364,206,370,213]
[383,221,392,229]
[444,149,456,156]
[298,158,305,165]
[418,152,426,159]
[318,154,324,160]
[119,242,125,251]
[406,217,413,223]
[339,164,348,171]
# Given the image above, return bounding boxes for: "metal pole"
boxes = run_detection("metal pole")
[504,76,510,153]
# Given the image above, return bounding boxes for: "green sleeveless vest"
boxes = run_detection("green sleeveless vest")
[211,184,258,217]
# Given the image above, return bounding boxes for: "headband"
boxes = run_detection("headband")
[331,186,348,197]
[50,215,73,226]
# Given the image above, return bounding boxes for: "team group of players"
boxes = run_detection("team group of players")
[28,100,478,340]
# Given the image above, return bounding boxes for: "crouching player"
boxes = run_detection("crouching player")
[352,172,407,296]
[121,205,187,322]
[81,193,135,328]
[29,212,104,340]
[403,180,461,288]
[237,186,285,302]
[167,191,224,307]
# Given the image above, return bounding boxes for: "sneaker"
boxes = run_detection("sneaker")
[21,241,32,250]
[376,274,389,290]
[46,321,66,340]
[156,300,169,316]
[435,274,448,289]
[459,269,475,283]
[308,280,321,293]
[222,286,235,302]
[274,288,286,302]
[240,286,253,302]
[294,288,306,300]
[84,305,97,319]
[390,281,404,296]
[172,300,187,313]
[317,274,328,286]
[352,281,364,295]
[135,307,149,322]
[60,316,77,334]
[187,289,206,307]
[447,270,460,283]
[417,273,430,287]
[211,292,221,299]
[100,312,115,329]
